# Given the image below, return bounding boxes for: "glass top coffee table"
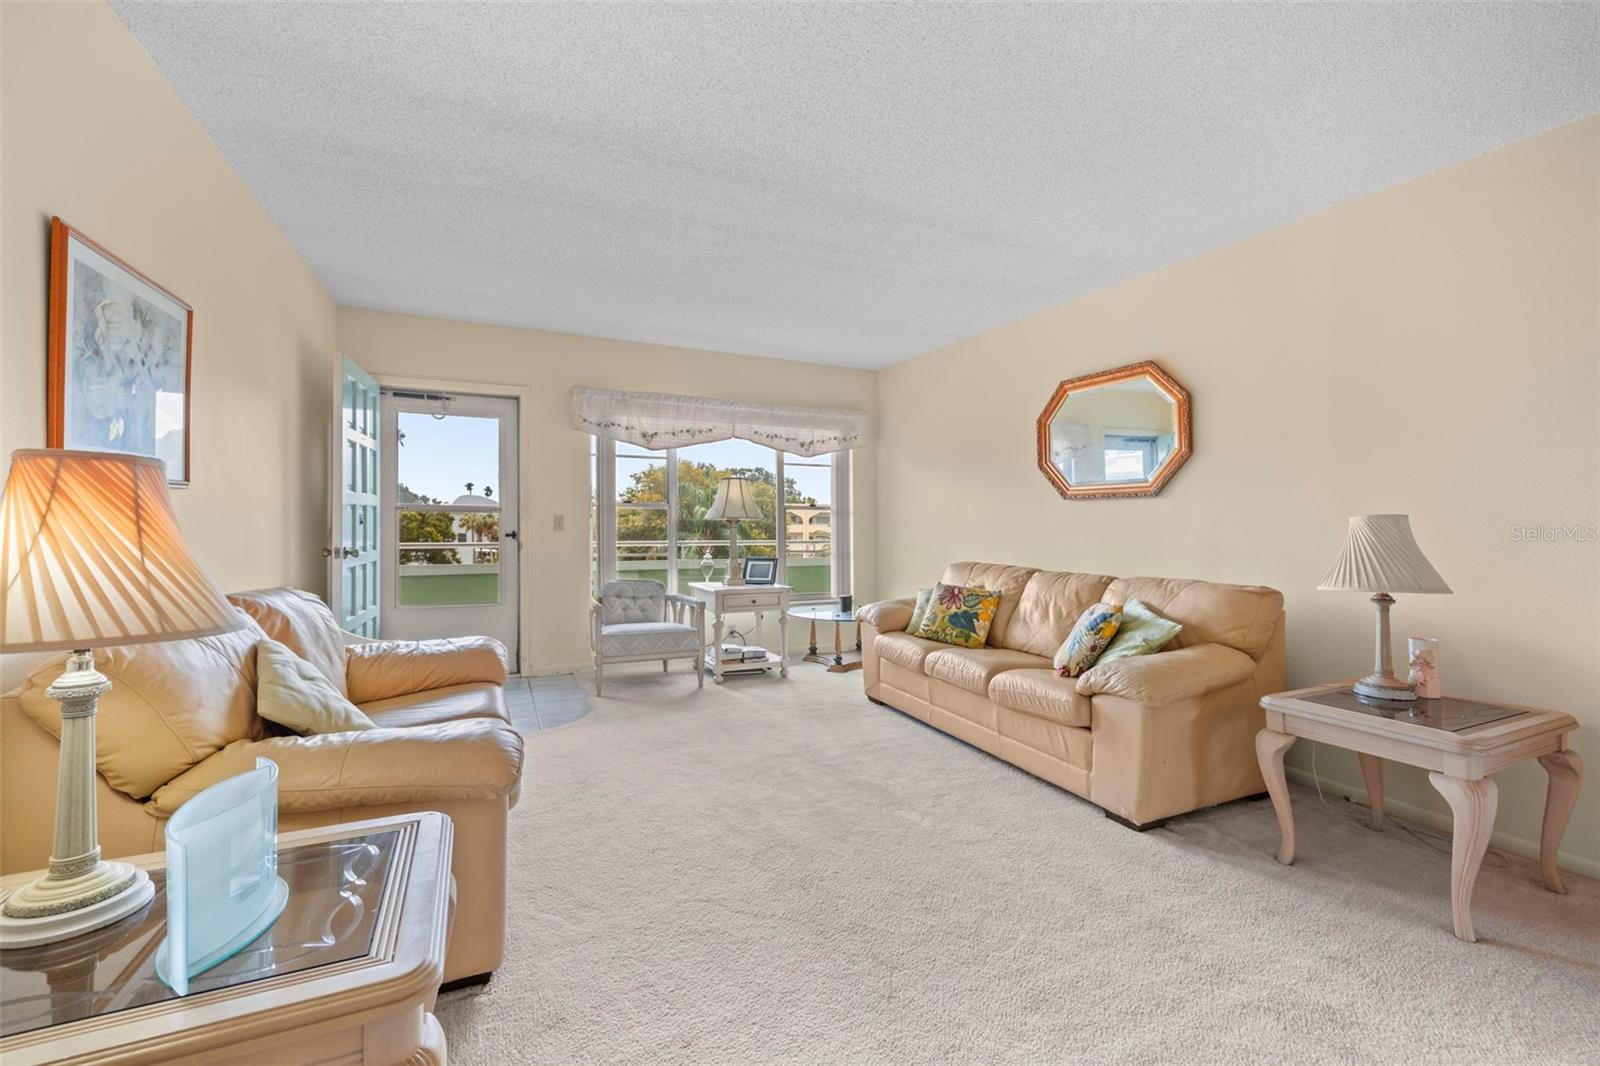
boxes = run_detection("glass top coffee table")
[0,812,453,1065]
[788,604,862,671]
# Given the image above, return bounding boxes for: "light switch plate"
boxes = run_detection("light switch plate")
[553,514,564,532]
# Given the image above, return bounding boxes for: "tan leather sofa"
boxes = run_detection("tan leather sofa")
[858,562,1286,828]
[0,588,524,984]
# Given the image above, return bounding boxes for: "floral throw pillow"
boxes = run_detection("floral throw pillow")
[1054,602,1124,677]
[913,583,1001,649]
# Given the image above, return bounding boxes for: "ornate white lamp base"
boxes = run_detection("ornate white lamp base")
[1354,673,1417,702]
[724,521,746,585]
[1355,591,1417,702]
[0,865,154,948]
[0,649,155,949]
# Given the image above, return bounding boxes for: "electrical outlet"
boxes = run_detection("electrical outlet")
[552,514,564,532]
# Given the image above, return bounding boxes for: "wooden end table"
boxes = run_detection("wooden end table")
[1257,684,1583,943]
[1,812,453,1065]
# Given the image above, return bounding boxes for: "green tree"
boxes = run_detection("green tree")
[397,483,458,564]
[615,460,813,561]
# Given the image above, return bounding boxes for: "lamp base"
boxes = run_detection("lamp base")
[0,862,154,948]
[1354,673,1417,703]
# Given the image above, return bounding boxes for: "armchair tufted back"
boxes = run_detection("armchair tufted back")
[600,580,668,625]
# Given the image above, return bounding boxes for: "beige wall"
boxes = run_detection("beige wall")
[336,307,878,674]
[1,1,337,689]
[877,117,1599,874]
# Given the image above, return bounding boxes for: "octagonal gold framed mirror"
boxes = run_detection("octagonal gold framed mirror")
[1036,360,1192,499]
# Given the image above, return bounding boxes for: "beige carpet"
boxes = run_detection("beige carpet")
[439,665,1600,1065]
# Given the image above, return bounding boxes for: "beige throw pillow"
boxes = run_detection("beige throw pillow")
[256,639,376,735]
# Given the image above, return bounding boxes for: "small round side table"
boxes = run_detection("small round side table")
[787,604,862,672]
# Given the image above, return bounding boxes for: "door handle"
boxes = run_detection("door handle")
[341,546,361,559]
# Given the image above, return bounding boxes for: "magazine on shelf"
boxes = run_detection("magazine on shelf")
[717,644,770,663]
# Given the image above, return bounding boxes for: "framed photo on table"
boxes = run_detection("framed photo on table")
[47,217,192,485]
[742,557,777,585]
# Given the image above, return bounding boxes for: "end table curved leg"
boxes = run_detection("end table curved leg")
[1255,729,1297,865]
[1357,752,1384,830]
[1428,772,1498,943]
[1537,749,1583,894]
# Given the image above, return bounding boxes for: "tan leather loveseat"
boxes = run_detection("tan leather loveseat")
[858,562,1285,828]
[0,588,524,983]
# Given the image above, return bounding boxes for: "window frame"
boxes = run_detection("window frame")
[592,436,850,603]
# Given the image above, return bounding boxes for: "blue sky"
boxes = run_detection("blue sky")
[398,413,501,503]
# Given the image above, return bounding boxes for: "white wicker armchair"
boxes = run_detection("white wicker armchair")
[590,579,706,695]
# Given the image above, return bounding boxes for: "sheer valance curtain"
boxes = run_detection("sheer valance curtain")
[571,387,866,457]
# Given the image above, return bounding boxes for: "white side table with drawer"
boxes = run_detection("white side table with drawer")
[688,582,791,684]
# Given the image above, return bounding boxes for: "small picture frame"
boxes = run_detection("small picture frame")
[742,557,777,585]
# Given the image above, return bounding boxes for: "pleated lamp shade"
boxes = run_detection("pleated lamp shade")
[703,476,765,522]
[0,450,241,651]
[1317,514,1451,594]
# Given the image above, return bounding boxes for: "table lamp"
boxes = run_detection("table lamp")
[703,475,764,586]
[0,450,242,947]
[1317,514,1451,702]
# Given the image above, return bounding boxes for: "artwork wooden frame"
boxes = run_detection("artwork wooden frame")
[48,217,193,486]
[1035,359,1192,499]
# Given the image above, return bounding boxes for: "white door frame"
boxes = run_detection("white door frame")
[371,372,533,675]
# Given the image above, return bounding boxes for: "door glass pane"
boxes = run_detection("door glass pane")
[674,441,776,588]
[395,411,502,607]
[783,452,832,597]
[396,412,501,505]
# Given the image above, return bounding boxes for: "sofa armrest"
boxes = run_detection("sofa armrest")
[1075,643,1256,708]
[855,597,915,634]
[148,719,524,817]
[345,636,509,703]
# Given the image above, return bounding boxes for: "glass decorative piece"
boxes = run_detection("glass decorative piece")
[155,758,289,996]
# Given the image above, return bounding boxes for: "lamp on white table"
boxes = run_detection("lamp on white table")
[1317,513,1451,702]
[703,475,765,587]
[0,450,243,947]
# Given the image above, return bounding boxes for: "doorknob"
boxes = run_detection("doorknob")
[341,546,361,559]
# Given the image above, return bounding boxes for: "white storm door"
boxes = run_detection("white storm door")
[330,356,381,636]
[378,389,520,667]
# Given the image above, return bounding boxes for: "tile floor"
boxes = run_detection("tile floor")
[504,673,593,731]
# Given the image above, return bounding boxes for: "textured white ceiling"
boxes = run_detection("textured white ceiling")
[112,3,1598,369]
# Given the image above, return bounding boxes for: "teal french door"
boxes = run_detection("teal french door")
[330,356,381,636]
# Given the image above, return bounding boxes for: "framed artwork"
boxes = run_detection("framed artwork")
[742,557,777,585]
[48,217,192,485]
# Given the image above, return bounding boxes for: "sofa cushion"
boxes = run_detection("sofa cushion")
[228,588,350,695]
[875,632,944,673]
[1103,578,1284,660]
[359,682,510,728]
[16,613,268,800]
[989,669,1093,728]
[939,562,1039,647]
[923,647,1049,696]
[1002,570,1116,657]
